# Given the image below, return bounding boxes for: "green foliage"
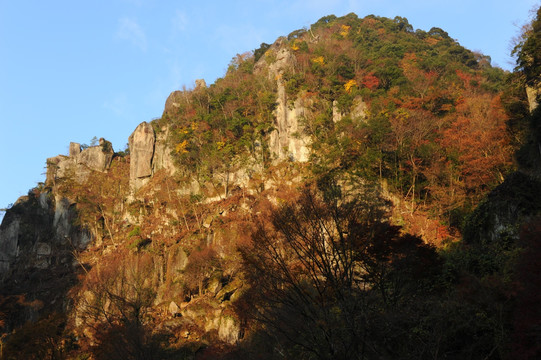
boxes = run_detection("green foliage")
[513,6,541,86]
[90,136,99,147]
[253,42,270,62]
[100,138,113,153]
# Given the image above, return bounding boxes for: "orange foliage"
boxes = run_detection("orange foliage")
[440,94,511,191]
[362,73,380,90]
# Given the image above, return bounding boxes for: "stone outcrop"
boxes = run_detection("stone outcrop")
[526,85,540,112]
[164,91,183,116]
[0,217,19,276]
[0,191,91,282]
[257,40,369,163]
[195,79,207,89]
[69,142,81,157]
[269,86,311,162]
[333,96,368,123]
[257,40,311,162]
[46,139,114,186]
[77,138,114,172]
[152,126,175,176]
[128,122,156,191]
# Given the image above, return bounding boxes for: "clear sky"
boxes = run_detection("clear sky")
[0,0,539,220]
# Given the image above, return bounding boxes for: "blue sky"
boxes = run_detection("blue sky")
[0,0,538,220]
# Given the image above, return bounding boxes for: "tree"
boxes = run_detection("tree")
[77,252,158,360]
[60,157,129,246]
[513,6,541,87]
[238,184,441,359]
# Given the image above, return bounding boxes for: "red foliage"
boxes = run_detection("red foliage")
[362,72,380,90]
[439,94,511,191]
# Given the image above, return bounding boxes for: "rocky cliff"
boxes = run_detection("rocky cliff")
[0,13,522,358]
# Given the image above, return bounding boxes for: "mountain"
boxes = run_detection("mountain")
[0,13,538,359]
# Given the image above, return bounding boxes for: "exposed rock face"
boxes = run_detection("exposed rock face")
[0,190,93,282]
[333,96,368,123]
[76,145,113,172]
[526,85,540,112]
[257,40,370,163]
[69,142,81,157]
[46,140,114,186]
[125,121,175,193]
[45,155,70,186]
[269,86,311,162]
[259,41,311,162]
[152,126,176,176]
[0,218,20,276]
[164,91,183,116]
[169,301,180,316]
[195,79,207,89]
[129,122,156,191]
[463,172,541,245]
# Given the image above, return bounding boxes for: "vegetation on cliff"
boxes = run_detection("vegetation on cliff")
[0,11,540,360]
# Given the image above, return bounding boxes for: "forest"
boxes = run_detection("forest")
[0,10,540,360]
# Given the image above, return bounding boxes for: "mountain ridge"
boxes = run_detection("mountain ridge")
[1,12,538,359]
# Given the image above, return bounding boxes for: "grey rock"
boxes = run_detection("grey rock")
[152,126,175,176]
[164,91,183,116]
[195,79,207,89]
[76,144,113,172]
[35,242,51,256]
[129,122,156,191]
[169,301,180,316]
[69,142,81,157]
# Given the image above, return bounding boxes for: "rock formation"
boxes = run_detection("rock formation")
[45,139,114,186]
[0,190,90,281]
[258,41,311,162]
[164,90,183,115]
[526,85,540,112]
[128,122,155,191]
[128,121,176,192]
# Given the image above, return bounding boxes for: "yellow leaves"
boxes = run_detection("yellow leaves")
[291,40,300,51]
[339,24,350,37]
[216,141,225,150]
[394,108,410,122]
[344,79,357,93]
[175,140,189,154]
[312,56,325,65]
[425,37,440,46]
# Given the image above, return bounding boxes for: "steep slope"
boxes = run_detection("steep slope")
[0,13,520,359]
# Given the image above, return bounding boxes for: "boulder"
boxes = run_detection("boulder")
[69,142,81,157]
[195,79,207,89]
[46,139,113,186]
[218,315,240,344]
[526,85,540,112]
[169,301,181,316]
[76,145,113,172]
[128,122,156,191]
[164,91,183,116]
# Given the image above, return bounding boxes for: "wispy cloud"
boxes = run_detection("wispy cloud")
[214,23,264,55]
[103,93,128,117]
[116,17,147,51]
[172,10,188,33]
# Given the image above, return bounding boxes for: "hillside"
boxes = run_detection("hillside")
[0,13,539,359]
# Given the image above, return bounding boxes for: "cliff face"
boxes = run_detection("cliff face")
[0,13,518,357]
